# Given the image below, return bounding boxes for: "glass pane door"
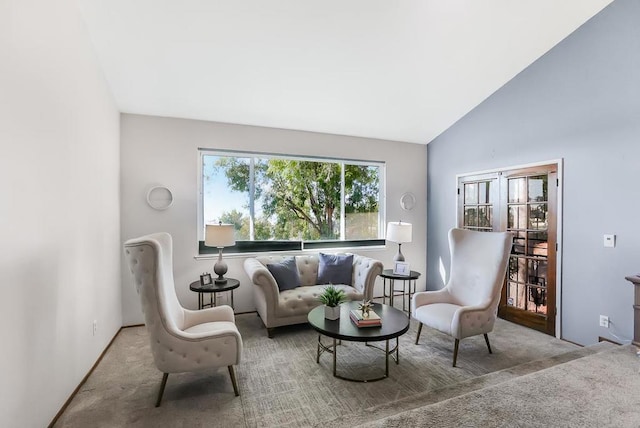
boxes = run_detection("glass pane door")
[506,175,549,315]
[458,164,558,336]
[500,168,557,335]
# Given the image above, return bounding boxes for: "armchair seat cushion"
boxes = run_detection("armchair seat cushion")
[183,321,238,336]
[414,303,460,336]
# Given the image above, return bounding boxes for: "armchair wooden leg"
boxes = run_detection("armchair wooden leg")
[267,328,275,339]
[228,365,240,396]
[484,333,493,354]
[155,373,169,407]
[415,323,423,345]
[452,339,460,367]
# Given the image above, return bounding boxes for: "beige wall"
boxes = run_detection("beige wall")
[0,0,121,426]
[121,114,428,324]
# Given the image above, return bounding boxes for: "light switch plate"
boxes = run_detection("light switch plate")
[604,234,616,248]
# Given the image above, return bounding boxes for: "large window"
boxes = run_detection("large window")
[199,150,385,253]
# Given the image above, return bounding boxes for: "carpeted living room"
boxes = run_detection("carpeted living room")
[3,1,640,427]
[54,311,639,427]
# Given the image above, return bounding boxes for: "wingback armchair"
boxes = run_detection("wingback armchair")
[124,232,243,406]
[412,228,512,366]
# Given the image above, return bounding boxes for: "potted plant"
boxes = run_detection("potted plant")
[318,284,346,320]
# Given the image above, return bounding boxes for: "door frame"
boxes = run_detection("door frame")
[455,159,564,339]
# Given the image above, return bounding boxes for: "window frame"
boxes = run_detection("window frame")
[197,148,386,255]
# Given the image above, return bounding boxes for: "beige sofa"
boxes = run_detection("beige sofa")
[243,253,383,337]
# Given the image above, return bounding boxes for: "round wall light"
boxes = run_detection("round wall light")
[146,186,174,210]
[400,192,416,211]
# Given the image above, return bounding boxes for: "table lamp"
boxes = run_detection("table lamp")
[205,222,236,284]
[386,221,412,262]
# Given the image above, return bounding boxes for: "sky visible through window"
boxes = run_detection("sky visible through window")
[202,156,252,225]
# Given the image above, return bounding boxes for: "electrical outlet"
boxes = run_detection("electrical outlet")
[599,315,609,328]
[93,320,98,336]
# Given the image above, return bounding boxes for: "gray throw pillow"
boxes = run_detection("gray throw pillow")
[266,257,300,291]
[317,253,353,286]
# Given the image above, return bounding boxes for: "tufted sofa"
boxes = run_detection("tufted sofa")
[244,253,383,337]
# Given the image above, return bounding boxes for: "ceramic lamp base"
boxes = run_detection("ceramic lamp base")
[214,247,228,284]
[393,243,405,262]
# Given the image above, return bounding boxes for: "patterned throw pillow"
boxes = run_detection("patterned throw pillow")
[317,253,353,286]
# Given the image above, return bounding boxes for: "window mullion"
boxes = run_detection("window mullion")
[340,162,345,240]
[249,158,255,241]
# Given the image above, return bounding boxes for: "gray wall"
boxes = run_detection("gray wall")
[121,114,427,325]
[426,0,640,346]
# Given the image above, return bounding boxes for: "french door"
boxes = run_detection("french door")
[457,163,558,336]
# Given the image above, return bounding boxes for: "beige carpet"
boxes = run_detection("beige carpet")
[321,341,618,427]
[54,311,584,427]
[352,344,640,428]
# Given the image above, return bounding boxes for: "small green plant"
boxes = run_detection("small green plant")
[318,284,347,307]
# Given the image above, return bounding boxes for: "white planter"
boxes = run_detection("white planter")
[324,305,341,320]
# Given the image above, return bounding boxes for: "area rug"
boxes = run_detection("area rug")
[54,312,582,427]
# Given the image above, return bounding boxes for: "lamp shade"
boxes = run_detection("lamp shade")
[386,221,412,243]
[205,224,236,247]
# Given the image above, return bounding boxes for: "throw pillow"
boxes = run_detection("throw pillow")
[317,253,353,286]
[266,257,300,291]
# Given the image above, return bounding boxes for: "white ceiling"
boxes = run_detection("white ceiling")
[78,0,612,144]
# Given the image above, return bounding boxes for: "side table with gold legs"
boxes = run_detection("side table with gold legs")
[380,269,421,314]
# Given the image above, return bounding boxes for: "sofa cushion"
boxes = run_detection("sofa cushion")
[266,257,300,291]
[317,253,353,286]
[278,285,364,317]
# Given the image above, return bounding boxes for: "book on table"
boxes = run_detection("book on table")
[349,309,382,327]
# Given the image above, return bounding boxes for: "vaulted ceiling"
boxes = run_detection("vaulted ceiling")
[78,0,613,144]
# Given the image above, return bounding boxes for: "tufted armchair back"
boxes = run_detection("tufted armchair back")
[447,228,513,310]
[124,233,187,369]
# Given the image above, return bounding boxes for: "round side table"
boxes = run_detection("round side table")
[189,278,240,310]
[380,269,421,313]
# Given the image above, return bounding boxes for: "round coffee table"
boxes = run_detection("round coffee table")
[307,301,410,382]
